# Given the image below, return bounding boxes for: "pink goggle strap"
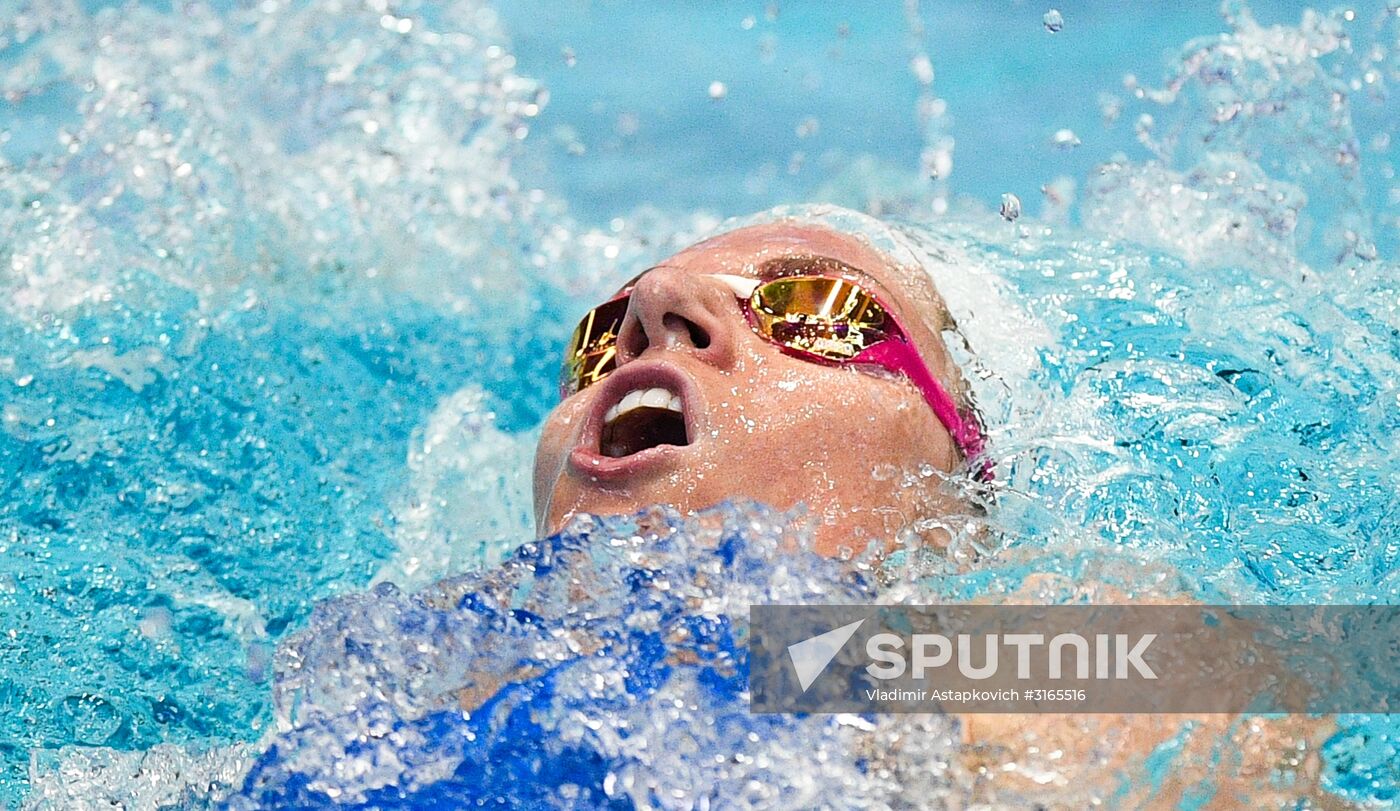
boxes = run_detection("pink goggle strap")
[853,339,987,475]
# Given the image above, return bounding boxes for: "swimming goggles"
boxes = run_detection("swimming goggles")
[560,272,986,465]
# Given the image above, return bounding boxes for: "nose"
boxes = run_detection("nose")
[614,267,739,367]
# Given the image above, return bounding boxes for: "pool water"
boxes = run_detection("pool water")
[2,0,1396,807]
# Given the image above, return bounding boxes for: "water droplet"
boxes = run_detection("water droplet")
[1134,112,1156,147]
[55,694,121,745]
[909,55,935,86]
[1043,8,1064,32]
[757,34,777,63]
[1098,92,1123,124]
[922,146,952,180]
[708,81,728,100]
[1040,176,1076,221]
[1050,128,1080,149]
[140,607,172,639]
[999,193,1022,222]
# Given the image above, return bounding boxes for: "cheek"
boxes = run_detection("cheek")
[718,362,936,480]
[532,400,587,493]
[535,407,573,464]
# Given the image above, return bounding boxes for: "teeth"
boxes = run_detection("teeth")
[603,386,683,425]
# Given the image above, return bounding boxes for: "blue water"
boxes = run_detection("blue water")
[3,0,1397,807]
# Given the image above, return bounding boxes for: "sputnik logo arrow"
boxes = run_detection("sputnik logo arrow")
[787,618,866,692]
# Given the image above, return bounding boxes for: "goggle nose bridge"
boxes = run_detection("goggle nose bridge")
[708,273,761,299]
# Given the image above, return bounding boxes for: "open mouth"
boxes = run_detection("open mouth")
[600,386,690,458]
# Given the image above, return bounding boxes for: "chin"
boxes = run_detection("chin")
[542,478,709,535]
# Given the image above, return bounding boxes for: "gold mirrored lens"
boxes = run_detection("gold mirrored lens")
[750,276,887,360]
[561,296,629,394]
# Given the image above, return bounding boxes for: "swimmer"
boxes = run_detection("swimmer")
[528,208,1336,808]
[534,213,983,556]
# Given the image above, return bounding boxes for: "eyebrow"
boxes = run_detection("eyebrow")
[613,255,893,303]
[753,255,882,288]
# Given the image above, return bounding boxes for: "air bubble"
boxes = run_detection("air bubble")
[1043,9,1064,32]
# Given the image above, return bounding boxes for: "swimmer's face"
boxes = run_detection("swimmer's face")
[533,222,964,556]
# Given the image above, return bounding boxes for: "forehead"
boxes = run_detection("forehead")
[657,222,939,314]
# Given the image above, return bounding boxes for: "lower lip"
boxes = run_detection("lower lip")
[568,442,686,481]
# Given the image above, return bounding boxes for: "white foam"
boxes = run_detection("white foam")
[25,741,255,810]
[372,385,537,589]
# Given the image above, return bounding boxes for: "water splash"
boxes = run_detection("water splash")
[227,504,963,808]
[371,385,537,589]
[1094,3,1396,266]
[1,0,1397,806]
[0,0,672,802]
[24,742,254,810]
